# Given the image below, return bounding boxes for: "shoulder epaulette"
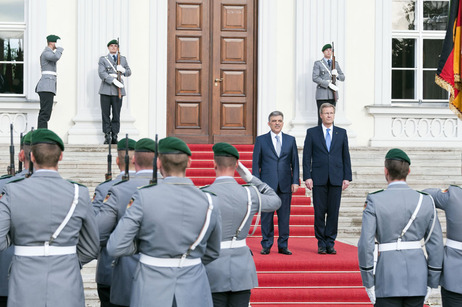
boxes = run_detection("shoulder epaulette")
[112,180,128,187]
[139,183,157,190]
[242,183,253,187]
[7,177,25,184]
[450,184,462,189]
[369,189,384,195]
[201,189,217,196]
[199,184,211,190]
[98,178,112,185]
[417,190,430,196]
[0,174,12,180]
[67,180,87,187]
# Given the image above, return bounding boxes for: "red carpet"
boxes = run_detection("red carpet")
[188,144,371,306]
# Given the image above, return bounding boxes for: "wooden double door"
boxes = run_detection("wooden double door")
[167,0,257,144]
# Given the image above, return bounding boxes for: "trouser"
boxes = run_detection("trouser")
[38,92,55,128]
[97,284,120,307]
[212,290,251,307]
[316,99,336,126]
[100,94,123,135]
[312,183,342,249]
[261,189,292,249]
[441,287,462,307]
[0,296,7,307]
[375,296,424,307]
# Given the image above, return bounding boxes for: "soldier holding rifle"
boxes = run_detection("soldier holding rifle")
[312,42,345,126]
[98,39,131,145]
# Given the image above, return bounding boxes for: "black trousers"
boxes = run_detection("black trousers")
[375,296,424,307]
[97,284,121,307]
[38,92,55,128]
[316,99,336,126]
[212,290,251,307]
[442,287,462,307]
[261,189,292,249]
[100,94,123,135]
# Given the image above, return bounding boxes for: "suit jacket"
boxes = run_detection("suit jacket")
[424,185,462,294]
[35,46,64,94]
[98,54,131,96]
[302,125,352,186]
[312,59,345,100]
[252,132,300,193]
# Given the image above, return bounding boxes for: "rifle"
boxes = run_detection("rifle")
[122,134,130,181]
[117,37,122,99]
[331,41,338,102]
[25,127,34,178]
[150,134,158,185]
[105,132,112,181]
[7,124,15,176]
[18,132,23,174]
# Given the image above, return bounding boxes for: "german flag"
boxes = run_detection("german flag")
[436,0,462,119]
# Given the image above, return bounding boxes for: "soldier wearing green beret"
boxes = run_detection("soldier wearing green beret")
[98,39,132,145]
[107,136,221,307]
[0,128,99,307]
[35,34,63,129]
[312,43,345,125]
[205,143,281,307]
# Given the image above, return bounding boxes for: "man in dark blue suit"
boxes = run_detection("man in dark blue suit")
[252,111,300,255]
[303,103,352,255]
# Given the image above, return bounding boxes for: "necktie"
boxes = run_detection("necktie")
[326,128,331,151]
[275,135,281,157]
[113,55,117,63]
[327,59,331,67]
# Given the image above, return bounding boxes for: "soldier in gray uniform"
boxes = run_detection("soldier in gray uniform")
[0,128,99,307]
[35,35,63,129]
[98,39,131,144]
[93,138,136,307]
[97,138,157,307]
[204,143,281,307]
[358,148,444,307]
[312,43,345,125]
[424,185,462,306]
[107,137,222,307]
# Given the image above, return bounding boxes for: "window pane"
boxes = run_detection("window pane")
[423,1,449,31]
[392,70,415,99]
[0,32,24,62]
[423,70,447,99]
[392,0,416,30]
[0,63,23,94]
[392,38,415,68]
[0,0,24,22]
[423,39,443,68]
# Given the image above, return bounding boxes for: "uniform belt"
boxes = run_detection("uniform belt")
[378,240,421,252]
[221,239,247,249]
[14,245,76,256]
[139,254,201,268]
[42,71,57,76]
[446,239,462,250]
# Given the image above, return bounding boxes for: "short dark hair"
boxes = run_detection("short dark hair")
[268,111,284,122]
[385,159,409,181]
[134,152,155,169]
[319,103,336,115]
[23,145,31,162]
[159,153,189,175]
[31,143,61,167]
[214,155,237,168]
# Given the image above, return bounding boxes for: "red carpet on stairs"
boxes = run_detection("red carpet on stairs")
[188,144,371,306]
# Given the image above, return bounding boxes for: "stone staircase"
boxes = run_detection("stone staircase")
[0,145,458,306]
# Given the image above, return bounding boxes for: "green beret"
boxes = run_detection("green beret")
[31,128,64,151]
[385,148,411,165]
[107,39,119,47]
[46,35,60,42]
[322,44,332,52]
[22,131,33,146]
[159,137,191,156]
[117,138,136,151]
[135,138,156,152]
[212,142,239,159]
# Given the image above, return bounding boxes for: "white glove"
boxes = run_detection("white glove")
[237,161,253,183]
[117,65,126,74]
[55,39,63,49]
[112,79,124,88]
[331,69,338,76]
[424,287,432,302]
[109,73,117,78]
[365,286,376,305]
[328,82,339,92]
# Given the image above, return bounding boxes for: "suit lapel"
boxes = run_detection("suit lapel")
[265,132,278,157]
[317,126,328,152]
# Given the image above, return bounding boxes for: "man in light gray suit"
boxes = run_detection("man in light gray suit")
[358,148,444,307]
[312,43,345,126]
[98,39,131,144]
[424,185,462,306]
[0,128,99,307]
[35,35,63,129]
[205,143,281,307]
[107,137,221,307]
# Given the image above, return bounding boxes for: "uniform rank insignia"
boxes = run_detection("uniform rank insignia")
[103,193,111,203]
[363,201,367,210]
[91,193,96,202]
[127,198,134,209]
[0,192,3,200]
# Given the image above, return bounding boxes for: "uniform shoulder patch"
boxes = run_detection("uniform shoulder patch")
[201,189,217,196]
[67,180,87,187]
[127,197,135,209]
[368,189,384,195]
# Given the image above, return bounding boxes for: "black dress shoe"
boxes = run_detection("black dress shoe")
[260,248,271,255]
[327,247,337,254]
[318,247,327,254]
[111,135,118,144]
[278,248,292,255]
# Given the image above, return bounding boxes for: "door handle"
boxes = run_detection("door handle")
[214,78,223,86]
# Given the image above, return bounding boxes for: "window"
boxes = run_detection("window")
[391,0,448,103]
[0,0,25,96]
